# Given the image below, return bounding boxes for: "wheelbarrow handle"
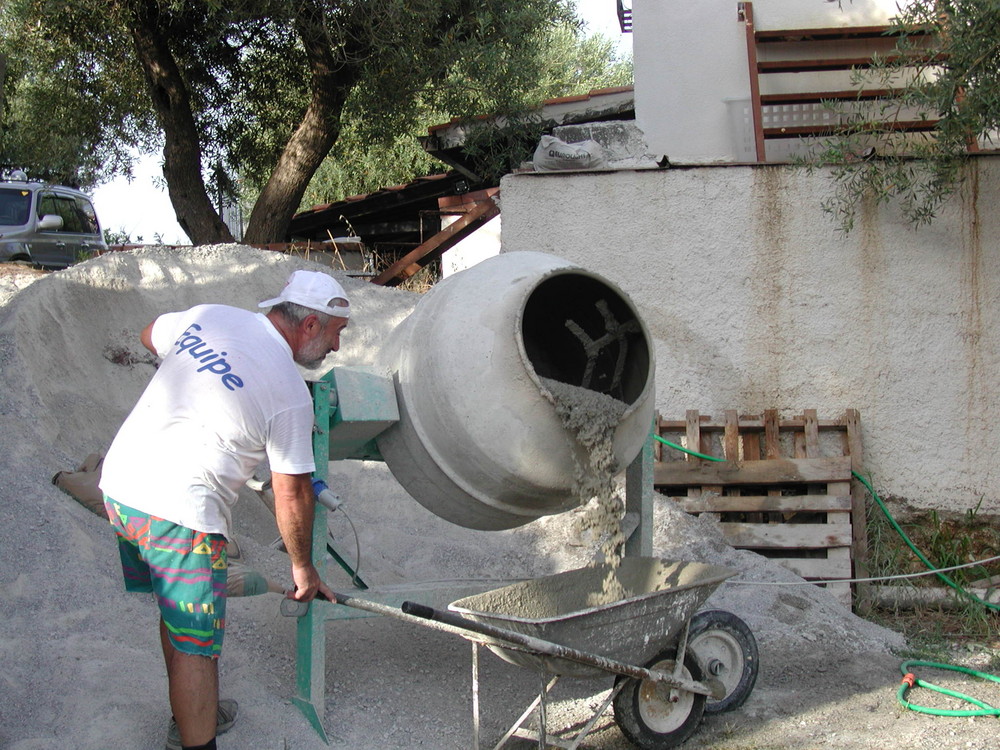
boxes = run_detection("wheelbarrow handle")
[284,593,720,699]
[400,601,437,620]
[281,588,409,618]
[281,588,491,633]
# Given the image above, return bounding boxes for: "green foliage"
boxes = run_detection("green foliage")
[527,24,633,98]
[866,492,909,584]
[300,20,633,206]
[459,115,550,186]
[227,0,580,193]
[869,498,1000,589]
[1,0,631,239]
[103,227,157,246]
[441,25,633,187]
[800,0,1000,232]
[0,0,155,187]
[924,509,975,583]
[302,119,444,210]
[866,498,1000,645]
[102,228,131,246]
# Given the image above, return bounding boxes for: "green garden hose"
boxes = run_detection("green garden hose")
[652,433,1000,611]
[898,660,1000,717]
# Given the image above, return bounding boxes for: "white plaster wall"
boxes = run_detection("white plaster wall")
[499,158,1000,515]
[634,0,897,163]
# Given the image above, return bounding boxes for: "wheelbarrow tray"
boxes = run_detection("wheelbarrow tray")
[449,557,735,678]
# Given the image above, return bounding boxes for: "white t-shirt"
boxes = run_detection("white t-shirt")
[100,304,316,538]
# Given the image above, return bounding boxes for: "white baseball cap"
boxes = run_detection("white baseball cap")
[259,270,350,318]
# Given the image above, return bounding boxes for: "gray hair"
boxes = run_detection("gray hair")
[270,300,341,327]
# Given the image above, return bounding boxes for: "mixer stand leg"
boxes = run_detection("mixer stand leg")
[473,643,481,749]
[624,425,654,557]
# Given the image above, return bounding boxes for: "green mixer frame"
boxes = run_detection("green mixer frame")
[290,366,656,741]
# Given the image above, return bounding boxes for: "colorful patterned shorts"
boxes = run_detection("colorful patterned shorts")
[104,496,228,658]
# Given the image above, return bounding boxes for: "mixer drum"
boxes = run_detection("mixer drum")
[375,251,655,530]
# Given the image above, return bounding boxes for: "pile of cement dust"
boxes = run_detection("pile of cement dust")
[0,263,45,306]
[0,246,905,749]
[0,244,420,462]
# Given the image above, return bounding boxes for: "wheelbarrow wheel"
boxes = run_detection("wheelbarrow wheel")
[688,609,759,714]
[612,647,706,749]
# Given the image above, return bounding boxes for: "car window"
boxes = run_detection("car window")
[74,195,101,235]
[37,192,86,233]
[0,188,32,227]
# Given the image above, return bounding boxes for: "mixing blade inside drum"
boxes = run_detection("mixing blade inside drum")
[521,273,651,404]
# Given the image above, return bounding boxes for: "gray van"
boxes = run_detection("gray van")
[0,172,108,269]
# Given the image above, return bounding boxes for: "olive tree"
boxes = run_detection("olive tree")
[806,0,1000,231]
[302,24,633,205]
[0,0,152,187]
[1,0,603,244]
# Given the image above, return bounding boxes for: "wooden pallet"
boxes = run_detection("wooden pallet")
[654,409,868,610]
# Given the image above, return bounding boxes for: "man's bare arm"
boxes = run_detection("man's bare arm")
[140,321,156,354]
[271,471,334,602]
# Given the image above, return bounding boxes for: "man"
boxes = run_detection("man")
[100,269,346,750]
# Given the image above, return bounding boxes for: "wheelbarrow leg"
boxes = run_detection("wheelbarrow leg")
[538,672,548,749]
[493,674,625,750]
[491,675,560,749]
[564,682,626,750]
[473,642,481,750]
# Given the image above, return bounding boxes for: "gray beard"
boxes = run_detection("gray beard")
[295,353,326,369]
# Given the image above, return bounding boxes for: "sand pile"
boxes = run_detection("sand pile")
[0,245,903,749]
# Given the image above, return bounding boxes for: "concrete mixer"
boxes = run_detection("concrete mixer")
[288,251,658,739]
[324,250,655,529]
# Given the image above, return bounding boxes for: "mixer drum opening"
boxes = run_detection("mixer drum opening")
[521,274,650,406]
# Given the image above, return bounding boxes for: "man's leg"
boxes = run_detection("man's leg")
[105,499,229,748]
[161,617,219,747]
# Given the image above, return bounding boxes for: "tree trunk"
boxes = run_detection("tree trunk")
[126,0,234,245]
[242,0,363,244]
[241,101,349,244]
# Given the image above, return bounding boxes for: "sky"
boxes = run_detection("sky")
[91,1,631,246]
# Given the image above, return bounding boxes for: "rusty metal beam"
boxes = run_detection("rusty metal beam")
[370,198,500,286]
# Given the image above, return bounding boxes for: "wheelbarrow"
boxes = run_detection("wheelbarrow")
[284,557,759,749]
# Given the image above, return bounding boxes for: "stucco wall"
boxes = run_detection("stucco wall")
[634,0,898,163]
[498,157,1000,515]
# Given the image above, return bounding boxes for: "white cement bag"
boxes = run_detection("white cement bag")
[52,452,105,515]
[532,135,608,172]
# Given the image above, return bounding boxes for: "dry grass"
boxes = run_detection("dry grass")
[0,262,47,279]
[864,505,1000,656]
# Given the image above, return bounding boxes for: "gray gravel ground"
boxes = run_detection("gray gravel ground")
[2,249,996,750]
